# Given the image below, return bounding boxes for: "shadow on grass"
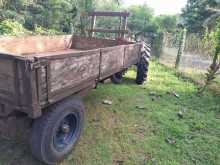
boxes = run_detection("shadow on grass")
[0,137,44,165]
[123,77,136,85]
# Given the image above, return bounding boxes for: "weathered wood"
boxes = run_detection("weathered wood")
[71,36,118,50]
[0,59,15,102]
[87,29,129,34]
[90,16,96,37]
[0,35,142,118]
[121,16,128,39]
[50,50,100,93]
[88,11,130,17]
[100,46,125,79]
[0,35,73,55]
[124,44,142,68]
[39,66,47,104]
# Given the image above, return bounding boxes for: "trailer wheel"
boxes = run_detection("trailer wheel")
[136,52,150,85]
[30,97,85,165]
[111,71,123,84]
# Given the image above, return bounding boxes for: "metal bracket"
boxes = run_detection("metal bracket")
[30,59,48,70]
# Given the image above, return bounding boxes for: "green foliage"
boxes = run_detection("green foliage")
[214,22,220,57]
[0,19,63,36]
[0,19,30,35]
[34,26,63,35]
[0,0,179,37]
[0,0,82,33]
[202,29,216,55]
[154,15,177,33]
[182,0,219,33]
[199,22,220,94]
[152,32,164,58]
[127,4,155,33]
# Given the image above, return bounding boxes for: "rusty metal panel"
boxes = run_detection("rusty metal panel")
[49,50,100,94]
[124,43,142,68]
[100,45,125,79]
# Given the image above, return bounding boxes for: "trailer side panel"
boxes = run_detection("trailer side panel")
[0,59,15,104]
[100,46,125,79]
[124,44,142,68]
[37,50,101,105]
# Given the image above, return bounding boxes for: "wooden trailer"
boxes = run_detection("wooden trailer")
[0,11,150,165]
[0,35,142,118]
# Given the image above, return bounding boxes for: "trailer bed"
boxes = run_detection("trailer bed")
[0,35,142,118]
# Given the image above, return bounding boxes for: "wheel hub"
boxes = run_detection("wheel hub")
[53,113,79,152]
[61,124,70,133]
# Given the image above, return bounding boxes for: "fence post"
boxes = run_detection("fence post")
[175,28,187,69]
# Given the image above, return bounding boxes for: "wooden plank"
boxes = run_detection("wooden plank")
[87,29,129,34]
[38,66,47,104]
[90,16,96,37]
[13,60,20,105]
[49,79,96,106]
[49,50,100,93]
[121,16,128,39]
[88,11,130,17]
[19,61,42,118]
[100,46,125,79]
[71,36,118,50]
[0,35,73,55]
[46,62,52,103]
[0,59,15,103]
[124,43,142,68]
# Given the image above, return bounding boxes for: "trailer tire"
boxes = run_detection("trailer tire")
[111,71,123,84]
[30,97,85,165]
[136,53,150,85]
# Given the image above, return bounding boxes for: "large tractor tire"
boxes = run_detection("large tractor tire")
[136,45,151,85]
[30,97,85,165]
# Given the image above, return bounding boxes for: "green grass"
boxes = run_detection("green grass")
[0,61,220,165]
[174,65,220,95]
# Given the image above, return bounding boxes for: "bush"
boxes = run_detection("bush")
[0,19,64,36]
[0,19,31,36]
[34,26,63,35]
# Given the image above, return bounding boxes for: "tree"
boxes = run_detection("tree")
[154,15,177,33]
[199,22,220,94]
[198,4,220,94]
[182,0,219,33]
[128,4,153,32]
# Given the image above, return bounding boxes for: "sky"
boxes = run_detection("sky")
[122,0,188,15]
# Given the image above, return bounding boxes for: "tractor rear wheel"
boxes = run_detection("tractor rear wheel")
[136,50,150,85]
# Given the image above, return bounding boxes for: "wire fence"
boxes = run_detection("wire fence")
[159,32,215,75]
[157,32,220,93]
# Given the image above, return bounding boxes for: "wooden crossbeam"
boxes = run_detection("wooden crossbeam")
[88,11,130,17]
[87,29,129,34]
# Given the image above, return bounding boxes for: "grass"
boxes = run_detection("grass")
[177,69,220,95]
[160,60,220,94]
[0,61,220,165]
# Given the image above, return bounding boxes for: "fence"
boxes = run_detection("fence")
[159,32,214,75]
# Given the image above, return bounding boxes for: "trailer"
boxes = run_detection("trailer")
[0,12,150,165]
